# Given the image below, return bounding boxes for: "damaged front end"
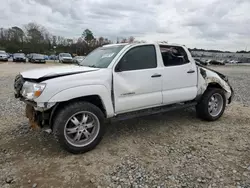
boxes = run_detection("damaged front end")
[25,104,41,129]
[196,63,234,104]
[14,74,55,130]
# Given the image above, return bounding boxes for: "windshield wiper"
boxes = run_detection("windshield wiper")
[88,65,97,68]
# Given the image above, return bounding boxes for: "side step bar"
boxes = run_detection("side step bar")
[111,101,197,122]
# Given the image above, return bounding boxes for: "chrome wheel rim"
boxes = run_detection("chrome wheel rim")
[208,93,223,117]
[64,111,100,147]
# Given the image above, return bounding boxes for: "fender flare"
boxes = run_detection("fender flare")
[48,85,114,117]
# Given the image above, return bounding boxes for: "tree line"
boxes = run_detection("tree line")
[0,22,137,56]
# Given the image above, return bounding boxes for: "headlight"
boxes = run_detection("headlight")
[21,82,46,100]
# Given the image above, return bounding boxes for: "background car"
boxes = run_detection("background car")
[194,58,208,66]
[58,53,73,63]
[30,53,46,64]
[208,60,225,65]
[44,55,49,60]
[13,53,26,62]
[28,53,36,62]
[72,55,85,64]
[0,50,8,62]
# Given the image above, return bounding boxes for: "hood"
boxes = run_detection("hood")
[21,65,99,81]
[14,55,25,58]
[0,54,7,57]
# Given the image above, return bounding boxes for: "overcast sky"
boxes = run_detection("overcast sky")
[1,0,250,51]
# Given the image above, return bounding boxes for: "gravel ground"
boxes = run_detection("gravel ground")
[0,62,250,188]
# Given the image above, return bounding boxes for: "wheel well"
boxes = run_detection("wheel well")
[207,82,223,90]
[49,95,106,127]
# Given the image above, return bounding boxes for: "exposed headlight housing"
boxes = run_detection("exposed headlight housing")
[21,82,46,100]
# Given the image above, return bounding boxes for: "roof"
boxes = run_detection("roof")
[102,42,185,48]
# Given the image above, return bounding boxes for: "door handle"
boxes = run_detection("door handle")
[151,73,162,78]
[187,69,195,73]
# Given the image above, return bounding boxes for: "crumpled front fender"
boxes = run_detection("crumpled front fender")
[197,66,233,103]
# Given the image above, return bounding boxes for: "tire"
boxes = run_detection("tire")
[53,102,105,154]
[196,88,226,121]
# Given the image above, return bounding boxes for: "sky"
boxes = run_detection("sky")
[1,0,250,51]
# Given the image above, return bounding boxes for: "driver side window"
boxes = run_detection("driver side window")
[117,45,157,71]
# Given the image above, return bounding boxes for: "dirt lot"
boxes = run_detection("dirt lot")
[0,62,250,188]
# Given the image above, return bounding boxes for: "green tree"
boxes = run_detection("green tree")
[82,29,94,44]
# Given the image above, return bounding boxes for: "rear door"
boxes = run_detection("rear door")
[113,45,163,113]
[160,45,198,105]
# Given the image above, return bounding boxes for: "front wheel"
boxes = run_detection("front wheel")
[53,102,105,154]
[196,88,226,121]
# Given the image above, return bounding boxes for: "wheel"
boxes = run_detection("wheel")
[196,88,226,121]
[53,102,105,154]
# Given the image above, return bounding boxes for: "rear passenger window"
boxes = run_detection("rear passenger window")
[117,45,157,71]
[160,46,189,67]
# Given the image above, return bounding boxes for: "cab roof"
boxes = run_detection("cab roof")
[102,42,185,48]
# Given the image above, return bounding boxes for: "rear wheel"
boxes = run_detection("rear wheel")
[53,102,105,154]
[196,88,226,121]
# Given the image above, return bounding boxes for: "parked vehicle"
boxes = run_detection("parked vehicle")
[28,53,36,62]
[0,51,8,61]
[8,53,13,58]
[44,55,49,60]
[194,58,208,66]
[30,54,46,64]
[58,53,73,63]
[229,60,242,64]
[13,53,26,62]
[14,42,234,154]
[49,55,57,60]
[209,60,225,65]
[72,56,85,64]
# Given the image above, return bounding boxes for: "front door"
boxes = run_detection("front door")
[113,45,163,114]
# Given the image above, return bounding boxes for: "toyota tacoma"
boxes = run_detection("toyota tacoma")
[14,42,234,154]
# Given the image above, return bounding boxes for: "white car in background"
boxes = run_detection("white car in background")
[72,56,86,64]
[58,53,73,63]
[0,50,8,62]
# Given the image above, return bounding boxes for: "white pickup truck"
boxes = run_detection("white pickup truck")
[14,42,234,153]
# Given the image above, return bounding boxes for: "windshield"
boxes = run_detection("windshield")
[0,52,6,54]
[79,45,125,68]
[61,53,71,57]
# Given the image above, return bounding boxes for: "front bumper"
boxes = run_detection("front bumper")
[25,104,41,129]
[14,58,25,61]
[62,59,73,63]
[0,57,8,61]
[34,59,46,63]
[24,101,56,129]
